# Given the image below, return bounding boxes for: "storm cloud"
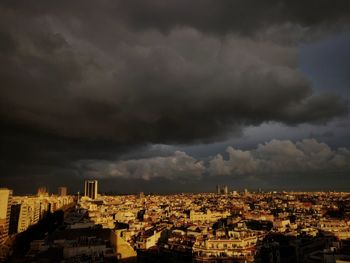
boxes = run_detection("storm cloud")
[77,151,205,181]
[3,0,350,35]
[209,139,350,177]
[72,139,350,188]
[0,1,349,193]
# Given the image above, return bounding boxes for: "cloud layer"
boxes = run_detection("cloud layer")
[0,1,349,192]
[77,151,205,180]
[1,1,348,145]
[77,139,350,183]
[209,139,350,177]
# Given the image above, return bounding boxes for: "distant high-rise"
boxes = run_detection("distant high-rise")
[216,185,221,194]
[37,186,48,197]
[84,180,98,199]
[223,185,228,195]
[0,188,12,244]
[58,187,67,197]
[216,185,228,195]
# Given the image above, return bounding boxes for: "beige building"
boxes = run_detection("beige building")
[136,225,167,250]
[111,229,137,263]
[13,195,73,233]
[190,209,230,223]
[318,219,350,240]
[16,197,42,233]
[58,187,68,197]
[84,180,98,200]
[0,189,12,244]
[193,230,260,262]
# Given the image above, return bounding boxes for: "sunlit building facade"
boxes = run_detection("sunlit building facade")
[58,186,68,197]
[84,180,98,200]
[0,188,12,244]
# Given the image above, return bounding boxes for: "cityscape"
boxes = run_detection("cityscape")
[1,0,350,262]
[1,183,350,262]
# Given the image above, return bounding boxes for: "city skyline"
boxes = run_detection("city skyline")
[1,181,350,262]
[1,1,350,194]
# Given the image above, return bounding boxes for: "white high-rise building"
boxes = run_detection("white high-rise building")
[58,187,67,197]
[84,180,98,200]
[216,185,221,194]
[16,198,41,233]
[223,185,229,195]
[0,188,12,244]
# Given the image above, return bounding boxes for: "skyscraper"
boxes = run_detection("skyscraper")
[37,186,48,197]
[84,180,98,199]
[0,188,12,244]
[58,187,67,197]
[216,185,221,194]
[223,185,228,195]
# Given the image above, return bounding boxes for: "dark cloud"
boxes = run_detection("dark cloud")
[0,1,349,192]
[117,0,350,36]
[4,0,350,35]
[77,151,205,181]
[0,23,346,143]
[209,139,350,177]
[67,139,350,192]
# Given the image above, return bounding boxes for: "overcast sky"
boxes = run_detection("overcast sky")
[1,0,350,194]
